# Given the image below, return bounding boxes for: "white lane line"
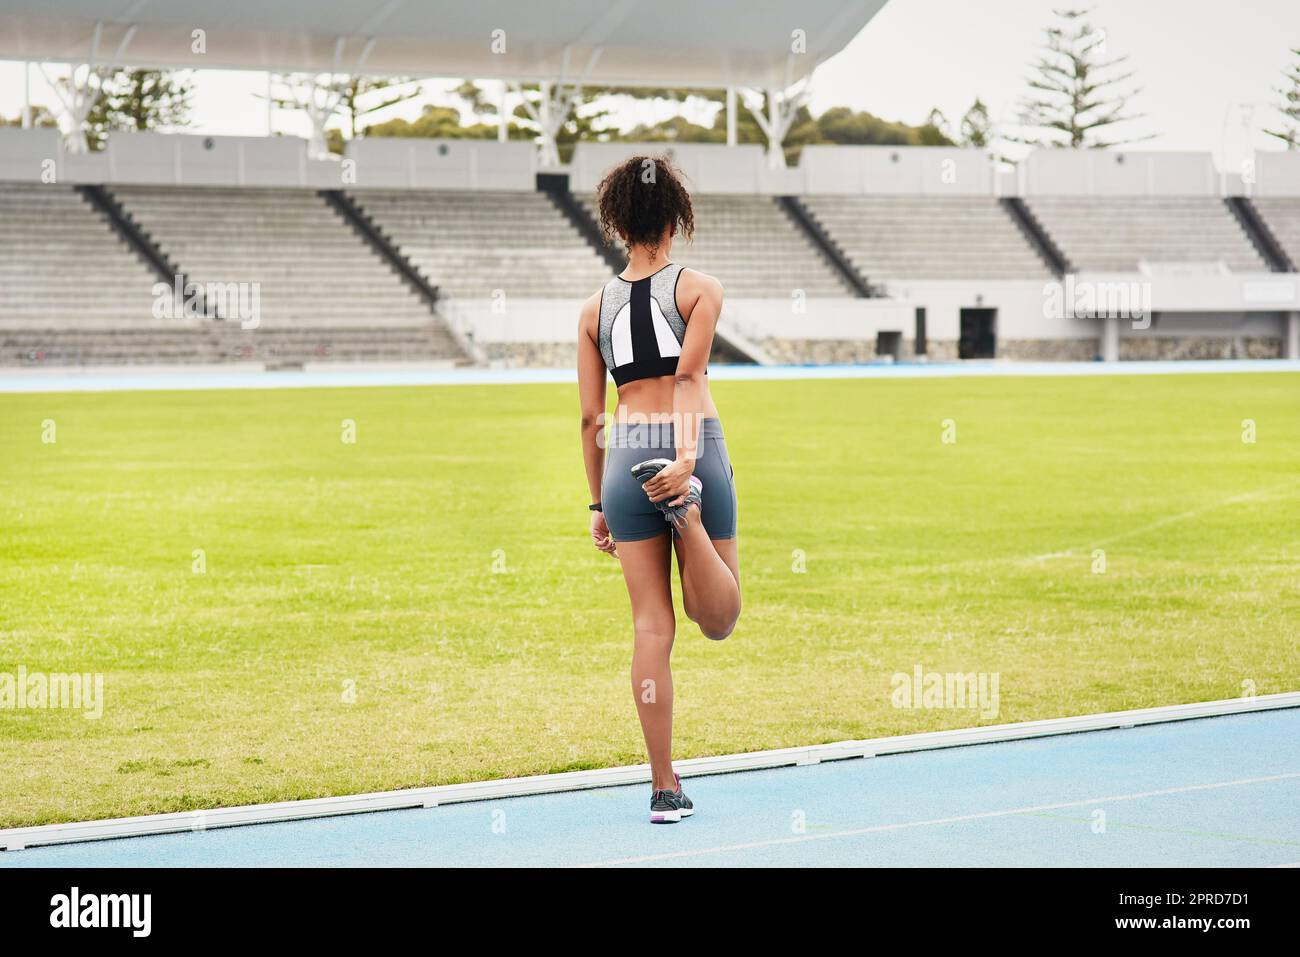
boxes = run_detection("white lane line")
[1028,480,1300,563]
[4,358,1299,394]
[577,771,1300,868]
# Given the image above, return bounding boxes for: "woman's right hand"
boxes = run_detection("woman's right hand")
[590,510,618,559]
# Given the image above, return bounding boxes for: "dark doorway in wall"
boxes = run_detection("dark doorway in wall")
[876,330,902,361]
[959,308,997,359]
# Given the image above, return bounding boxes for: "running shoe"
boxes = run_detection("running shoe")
[631,458,703,529]
[665,476,703,530]
[649,774,695,824]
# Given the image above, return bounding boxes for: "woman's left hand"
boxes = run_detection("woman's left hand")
[642,457,695,507]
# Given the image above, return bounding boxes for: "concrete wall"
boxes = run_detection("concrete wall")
[346,138,536,190]
[570,142,769,194]
[1021,150,1219,196]
[0,130,537,190]
[571,142,1000,196]
[722,298,914,341]
[99,132,345,187]
[3,128,1289,204]
[440,298,583,345]
[1255,150,1300,196]
[800,145,996,195]
[1075,272,1300,312]
[0,127,61,181]
[1118,311,1288,360]
[872,279,1093,344]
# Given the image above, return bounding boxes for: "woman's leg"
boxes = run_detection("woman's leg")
[672,512,740,640]
[616,533,680,792]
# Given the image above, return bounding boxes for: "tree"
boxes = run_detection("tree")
[1265,48,1300,148]
[363,103,499,140]
[959,98,994,148]
[0,105,59,127]
[613,103,951,164]
[618,114,724,144]
[926,108,952,141]
[815,106,952,148]
[85,69,193,149]
[1016,8,1152,148]
[507,83,619,164]
[353,80,953,165]
[266,73,418,157]
[338,76,422,139]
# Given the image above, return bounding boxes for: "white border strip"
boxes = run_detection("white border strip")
[2,692,1296,851]
[3,359,1300,394]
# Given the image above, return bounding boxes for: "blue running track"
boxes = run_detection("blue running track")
[2,709,1297,867]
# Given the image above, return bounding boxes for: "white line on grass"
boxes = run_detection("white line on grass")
[1028,480,1300,564]
[577,771,1300,867]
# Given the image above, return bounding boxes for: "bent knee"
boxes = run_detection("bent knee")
[699,615,737,641]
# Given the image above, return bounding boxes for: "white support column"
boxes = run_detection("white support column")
[275,71,347,160]
[1101,316,1120,362]
[42,21,136,152]
[725,86,736,147]
[22,62,32,128]
[280,36,378,160]
[741,83,809,170]
[306,76,334,158]
[43,63,102,153]
[520,48,601,170]
[1286,312,1299,360]
[767,87,780,165]
[517,80,577,170]
[537,81,560,168]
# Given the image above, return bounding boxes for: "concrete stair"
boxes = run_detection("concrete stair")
[349,189,613,299]
[0,183,159,325]
[1025,196,1268,272]
[2,324,461,367]
[110,186,450,333]
[799,194,1053,280]
[1250,197,1300,270]
[577,193,853,297]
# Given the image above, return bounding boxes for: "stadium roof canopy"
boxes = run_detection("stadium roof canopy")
[0,0,888,89]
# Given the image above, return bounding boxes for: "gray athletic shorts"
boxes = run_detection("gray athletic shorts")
[601,417,737,542]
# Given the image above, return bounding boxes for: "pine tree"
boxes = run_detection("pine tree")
[85,69,193,148]
[959,98,993,148]
[1016,8,1151,148]
[1264,48,1300,148]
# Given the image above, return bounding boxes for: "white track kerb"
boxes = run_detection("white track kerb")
[2,692,1297,852]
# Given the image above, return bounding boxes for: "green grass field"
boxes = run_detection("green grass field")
[2,372,1298,828]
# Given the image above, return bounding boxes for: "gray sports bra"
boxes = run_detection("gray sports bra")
[597,262,691,386]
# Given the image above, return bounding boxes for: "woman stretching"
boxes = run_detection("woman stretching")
[577,155,742,824]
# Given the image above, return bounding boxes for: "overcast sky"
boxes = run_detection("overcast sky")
[0,0,1296,169]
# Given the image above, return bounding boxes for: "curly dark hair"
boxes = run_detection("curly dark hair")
[595,154,694,253]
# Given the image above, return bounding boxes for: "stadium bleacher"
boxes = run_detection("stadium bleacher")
[798,195,1054,280]
[111,186,443,329]
[1249,197,1300,270]
[0,183,158,327]
[580,193,853,297]
[349,189,613,299]
[2,132,1299,368]
[1024,197,1268,272]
